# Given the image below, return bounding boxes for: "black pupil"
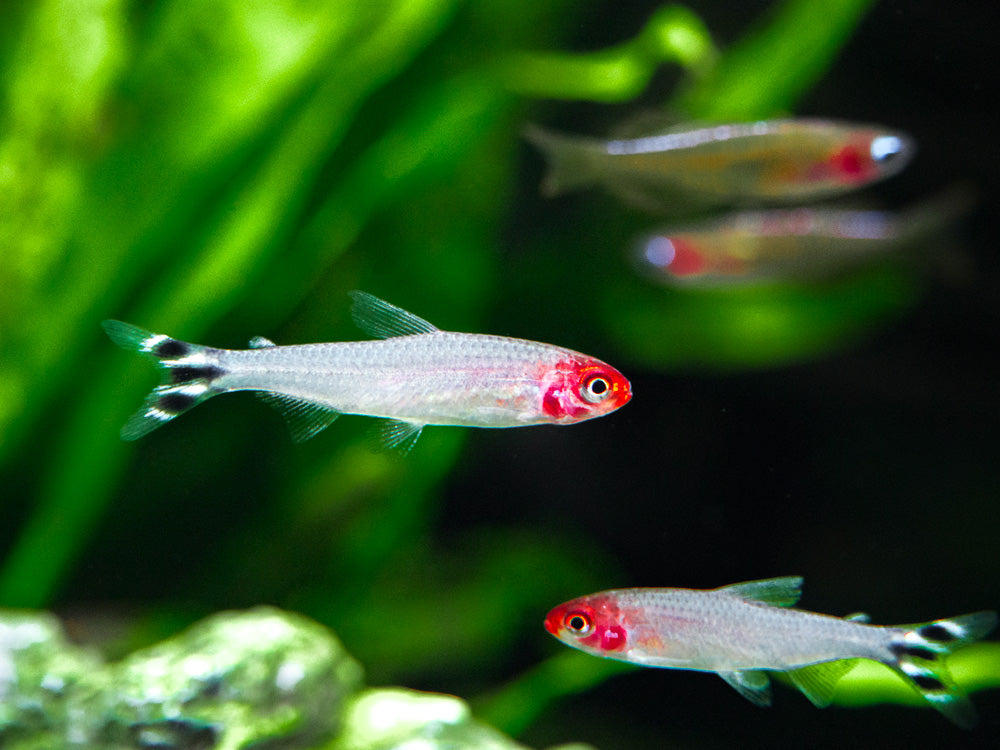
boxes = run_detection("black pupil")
[590,378,608,395]
[569,615,586,631]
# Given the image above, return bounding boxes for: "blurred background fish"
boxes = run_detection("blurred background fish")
[633,188,973,287]
[525,118,914,211]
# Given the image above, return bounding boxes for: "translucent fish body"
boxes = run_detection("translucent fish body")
[103,292,631,451]
[545,577,995,727]
[526,119,914,209]
[636,189,970,286]
[638,207,899,285]
[208,332,626,428]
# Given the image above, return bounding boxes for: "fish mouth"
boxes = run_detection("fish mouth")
[543,608,562,636]
[612,380,633,410]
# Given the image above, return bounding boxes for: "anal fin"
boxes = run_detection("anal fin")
[787,659,859,707]
[256,393,340,442]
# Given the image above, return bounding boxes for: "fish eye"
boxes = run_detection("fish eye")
[870,135,905,163]
[581,374,611,403]
[643,236,676,267]
[564,611,593,636]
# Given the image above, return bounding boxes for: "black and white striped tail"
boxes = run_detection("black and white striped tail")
[887,610,996,728]
[103,320,225,440]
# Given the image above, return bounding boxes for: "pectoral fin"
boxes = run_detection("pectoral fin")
[718,670,772,707]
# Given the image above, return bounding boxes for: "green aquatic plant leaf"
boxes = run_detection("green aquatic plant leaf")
[676,0,876,119]
[0,0,467,608]
[475,651,639,737]
[497,5,717,102]
[602,264,922,370]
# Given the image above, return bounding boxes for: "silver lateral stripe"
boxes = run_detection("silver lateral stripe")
[141,334,170,353]
[608,131,716,155]
[606,122,775,156]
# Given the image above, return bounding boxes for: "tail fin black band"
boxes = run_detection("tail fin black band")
[103,320,224,440]
[888,611,997,728]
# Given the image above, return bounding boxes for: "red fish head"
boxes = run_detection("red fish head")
[545,594,629,655]
[825,129,914,185]
[540,359,632,424]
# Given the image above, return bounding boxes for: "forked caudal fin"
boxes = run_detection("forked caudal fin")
[887,610,997,728]
[523,124,603,197]
[102,320,224,440]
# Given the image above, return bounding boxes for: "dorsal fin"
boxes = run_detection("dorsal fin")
[348,291,439,339]
[845,612,870,623]
[716,577,803,607]
[609,108,687,140]
[249,336,276,348]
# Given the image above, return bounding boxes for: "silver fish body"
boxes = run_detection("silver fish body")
[525,119,915,211]
[635,188,974,287]
[608,585,896,672]
[104,292,631,450]
[197,333,597,427]
[545,577,996,727]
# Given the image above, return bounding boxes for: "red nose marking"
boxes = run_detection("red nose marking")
[618,383,633,406]
[543,609,562,636]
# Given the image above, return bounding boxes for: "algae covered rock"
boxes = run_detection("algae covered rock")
[94,606,364,748]
[332,688,595,750]
[2,607,362,748]
[2,607,592,750]
[0,609,104,746]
